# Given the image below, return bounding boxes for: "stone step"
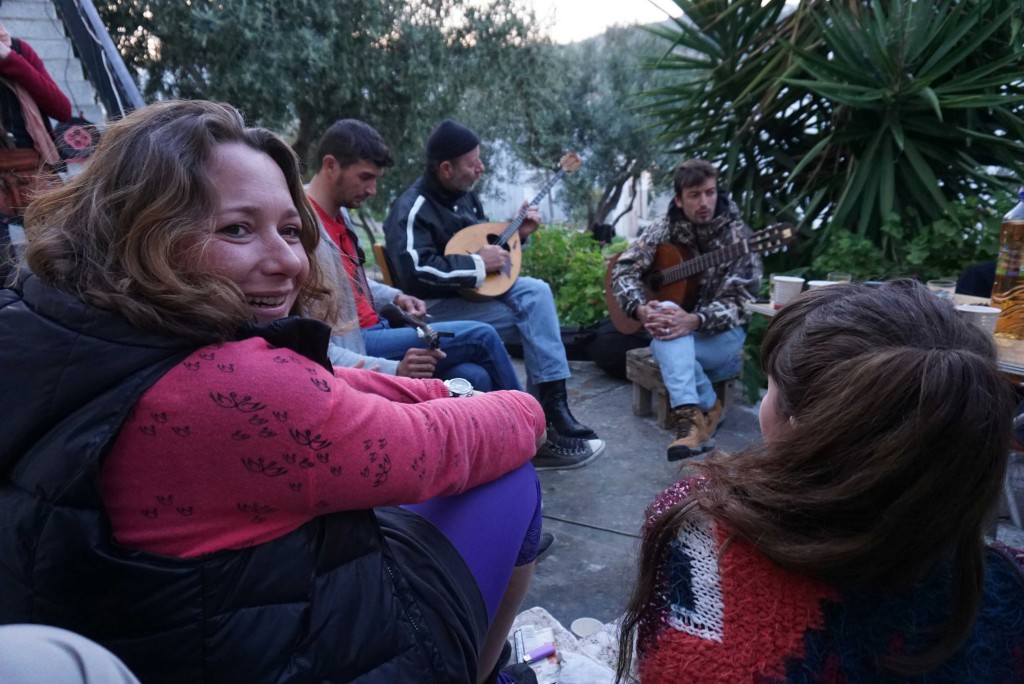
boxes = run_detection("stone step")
[60,80,98,108]
[2,0,61,25]
[64,103,105,125]
[9,37,77,62]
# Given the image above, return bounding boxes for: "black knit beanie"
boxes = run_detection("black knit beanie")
[426,120,480,162]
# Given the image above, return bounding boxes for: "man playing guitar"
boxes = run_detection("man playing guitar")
[610,159,763,461]
[383,119,604,470]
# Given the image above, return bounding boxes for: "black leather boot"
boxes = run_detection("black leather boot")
[537,379,598,439]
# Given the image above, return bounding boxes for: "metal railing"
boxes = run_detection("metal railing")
[50,0,144,119]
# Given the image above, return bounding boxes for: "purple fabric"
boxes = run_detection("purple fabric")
[404,462,541,623]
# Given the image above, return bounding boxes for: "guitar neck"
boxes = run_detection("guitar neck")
[497,168,567,246]
[646,239,753,288]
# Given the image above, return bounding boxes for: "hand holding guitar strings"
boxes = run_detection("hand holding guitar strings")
[478,245,511,275]
[378,303,454,351]
[393,293,427,318]
[517,202,542,240]
[443,152,581,299]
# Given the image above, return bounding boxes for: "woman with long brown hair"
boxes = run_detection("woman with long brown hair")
[1,100,546,684]
[617,280,1024,682]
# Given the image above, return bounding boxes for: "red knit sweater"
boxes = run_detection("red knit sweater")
[637,479,1024,683]
[100,338,544,558]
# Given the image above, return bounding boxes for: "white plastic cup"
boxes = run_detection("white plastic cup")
[770,275,805,309]
[956,304,1000,335]
[570,617,604,638]
[926,279,956,300]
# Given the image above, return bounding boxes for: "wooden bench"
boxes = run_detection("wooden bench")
[625,347,738,429]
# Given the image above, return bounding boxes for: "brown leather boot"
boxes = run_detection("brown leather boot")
[667,404,712,461]
[705,399,725,437]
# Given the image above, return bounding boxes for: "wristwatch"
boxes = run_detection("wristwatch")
[443,378,474,398]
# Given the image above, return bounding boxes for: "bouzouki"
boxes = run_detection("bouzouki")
[445,152,582,301]
[605,223,796,335]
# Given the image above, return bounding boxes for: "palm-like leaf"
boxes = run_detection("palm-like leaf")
[643,0,1024,263]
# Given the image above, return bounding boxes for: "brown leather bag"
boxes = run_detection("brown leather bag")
[0,147,59,217]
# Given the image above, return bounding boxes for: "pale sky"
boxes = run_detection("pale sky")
[532,0,682,44]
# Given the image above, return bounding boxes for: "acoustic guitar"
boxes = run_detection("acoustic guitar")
[445,152,582,300]
[605,223,796,335]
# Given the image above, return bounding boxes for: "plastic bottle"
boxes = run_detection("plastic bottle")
[992,189,1024,339]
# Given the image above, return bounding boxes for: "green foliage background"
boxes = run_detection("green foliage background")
[497,27,673,228]
[96,0,1024,400]
[97,0,545,210]
[96,0,663,229]
[520,228,617,327]
[644,0,1024,272]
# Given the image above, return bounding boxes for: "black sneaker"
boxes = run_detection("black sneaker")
[532,433,605,471]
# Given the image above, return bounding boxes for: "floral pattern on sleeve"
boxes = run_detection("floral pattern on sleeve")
[101,338,544,558]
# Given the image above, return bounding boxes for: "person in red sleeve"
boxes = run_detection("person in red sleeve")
[1,100,546,684]
[0,16,71,218]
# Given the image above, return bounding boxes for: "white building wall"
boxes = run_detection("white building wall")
[480,145,665,239]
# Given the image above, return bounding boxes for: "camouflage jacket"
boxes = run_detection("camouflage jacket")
[611,197,762,335]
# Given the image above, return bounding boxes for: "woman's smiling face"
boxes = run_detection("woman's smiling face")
[198,142,309,324]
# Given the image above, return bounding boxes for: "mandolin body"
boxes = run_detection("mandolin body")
[444,221,522,300]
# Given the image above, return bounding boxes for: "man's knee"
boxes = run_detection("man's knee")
[694,328,746,374]
[651,338,699,379]
[451,320,502,341]
[514,276,554,300]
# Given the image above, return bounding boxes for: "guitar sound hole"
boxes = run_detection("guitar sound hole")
[486,234,509,251]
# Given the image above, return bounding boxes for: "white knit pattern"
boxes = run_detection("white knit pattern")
[666,518,725,642]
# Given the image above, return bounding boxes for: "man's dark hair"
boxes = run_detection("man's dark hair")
[314,119,394,171]
[673,159,717,196]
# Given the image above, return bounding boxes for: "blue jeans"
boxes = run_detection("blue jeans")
[424,276,570,386]
[650,308,745,410]
[362,319,522,392]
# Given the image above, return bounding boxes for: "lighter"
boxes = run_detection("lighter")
[522,643,556,663]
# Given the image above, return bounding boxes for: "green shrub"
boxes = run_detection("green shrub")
[809,197,1005,282]
[747,195,1009,402]
[520,226,611,326]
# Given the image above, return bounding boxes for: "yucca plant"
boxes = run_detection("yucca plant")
[644,0,824,226]
[643,0,1024,264]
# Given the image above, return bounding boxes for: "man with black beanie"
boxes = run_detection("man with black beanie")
[384,119,604,470]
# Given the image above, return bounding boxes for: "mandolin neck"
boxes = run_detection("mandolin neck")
[497,168,568,246]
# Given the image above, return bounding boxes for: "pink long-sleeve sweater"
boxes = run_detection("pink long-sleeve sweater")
[100,337,545,558]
